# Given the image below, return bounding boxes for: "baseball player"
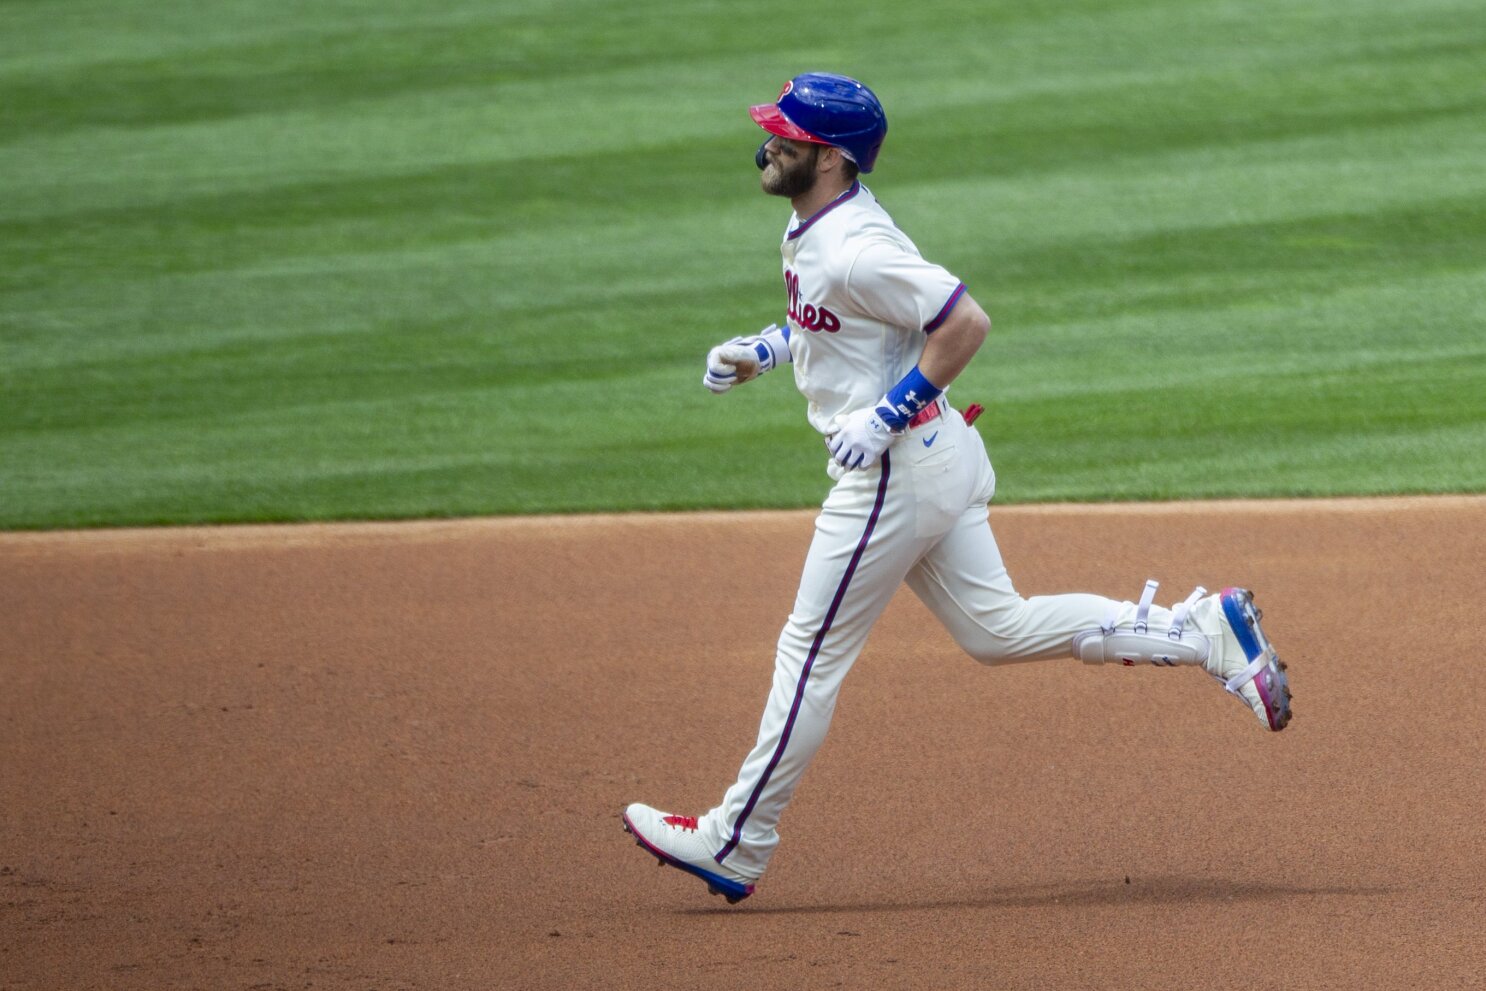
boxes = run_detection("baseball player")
[622,73,1291,904]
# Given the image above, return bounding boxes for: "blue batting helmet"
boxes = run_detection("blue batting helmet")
[749,73,888,173]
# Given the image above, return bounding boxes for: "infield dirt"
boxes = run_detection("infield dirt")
[3,497,1483,990]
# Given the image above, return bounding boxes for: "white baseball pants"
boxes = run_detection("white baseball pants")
[698,404,1198,879]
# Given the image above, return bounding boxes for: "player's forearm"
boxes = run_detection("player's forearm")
[917,293,989,390]
[873,294,990,431]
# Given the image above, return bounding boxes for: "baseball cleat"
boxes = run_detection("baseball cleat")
[621,803,756,904]
[1208,588,1292,731]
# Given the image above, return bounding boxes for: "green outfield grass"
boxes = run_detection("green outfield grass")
[2,0,1483,528]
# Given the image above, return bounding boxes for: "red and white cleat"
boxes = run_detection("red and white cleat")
[621,803,757,904]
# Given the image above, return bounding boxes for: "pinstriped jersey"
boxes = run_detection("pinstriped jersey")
[779,181,966,434]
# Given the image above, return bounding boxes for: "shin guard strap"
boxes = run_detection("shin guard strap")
[1169,586,1207,640]
[1134,579,1159,634]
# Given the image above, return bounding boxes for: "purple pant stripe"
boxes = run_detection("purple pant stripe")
[716,453,893,863]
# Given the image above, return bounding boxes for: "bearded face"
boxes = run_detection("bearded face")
[760,139,821,199]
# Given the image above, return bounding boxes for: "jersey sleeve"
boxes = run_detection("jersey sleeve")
[842,237,966,334]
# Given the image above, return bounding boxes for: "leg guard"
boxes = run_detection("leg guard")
[1071,579,1211,667]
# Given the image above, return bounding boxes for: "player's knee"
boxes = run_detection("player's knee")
[946,602,1036,665]
[950,626,1023,666]
[960,636,1021,666]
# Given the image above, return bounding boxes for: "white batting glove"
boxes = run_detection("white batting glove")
[702,324,790,394]
[703,339,758,393]
[825,404,900,471]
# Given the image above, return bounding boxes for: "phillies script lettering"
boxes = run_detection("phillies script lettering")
[785,269,841,333]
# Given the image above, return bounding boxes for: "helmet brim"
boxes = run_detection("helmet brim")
[749,103,832,146]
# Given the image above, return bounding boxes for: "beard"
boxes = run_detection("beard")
[760,144,820,198]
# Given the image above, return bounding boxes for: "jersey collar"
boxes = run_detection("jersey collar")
[787,181,861,241]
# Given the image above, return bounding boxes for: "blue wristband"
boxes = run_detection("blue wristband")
[877,364,944,431]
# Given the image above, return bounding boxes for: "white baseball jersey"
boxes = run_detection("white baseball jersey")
[779,181,966,433]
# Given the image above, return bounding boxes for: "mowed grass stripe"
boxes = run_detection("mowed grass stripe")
[8,91,1485,299]
[7,0,1476,211]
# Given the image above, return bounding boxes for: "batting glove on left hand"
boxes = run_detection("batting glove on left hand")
[826,404,900,471]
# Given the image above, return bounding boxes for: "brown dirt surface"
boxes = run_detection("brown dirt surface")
[3,496,1484,990]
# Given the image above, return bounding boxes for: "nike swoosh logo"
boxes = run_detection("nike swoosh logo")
[922,431,939,448]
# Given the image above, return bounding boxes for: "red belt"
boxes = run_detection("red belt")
[907,397,947,429]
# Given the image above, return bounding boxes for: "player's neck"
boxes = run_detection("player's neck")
[791,176,856,222]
